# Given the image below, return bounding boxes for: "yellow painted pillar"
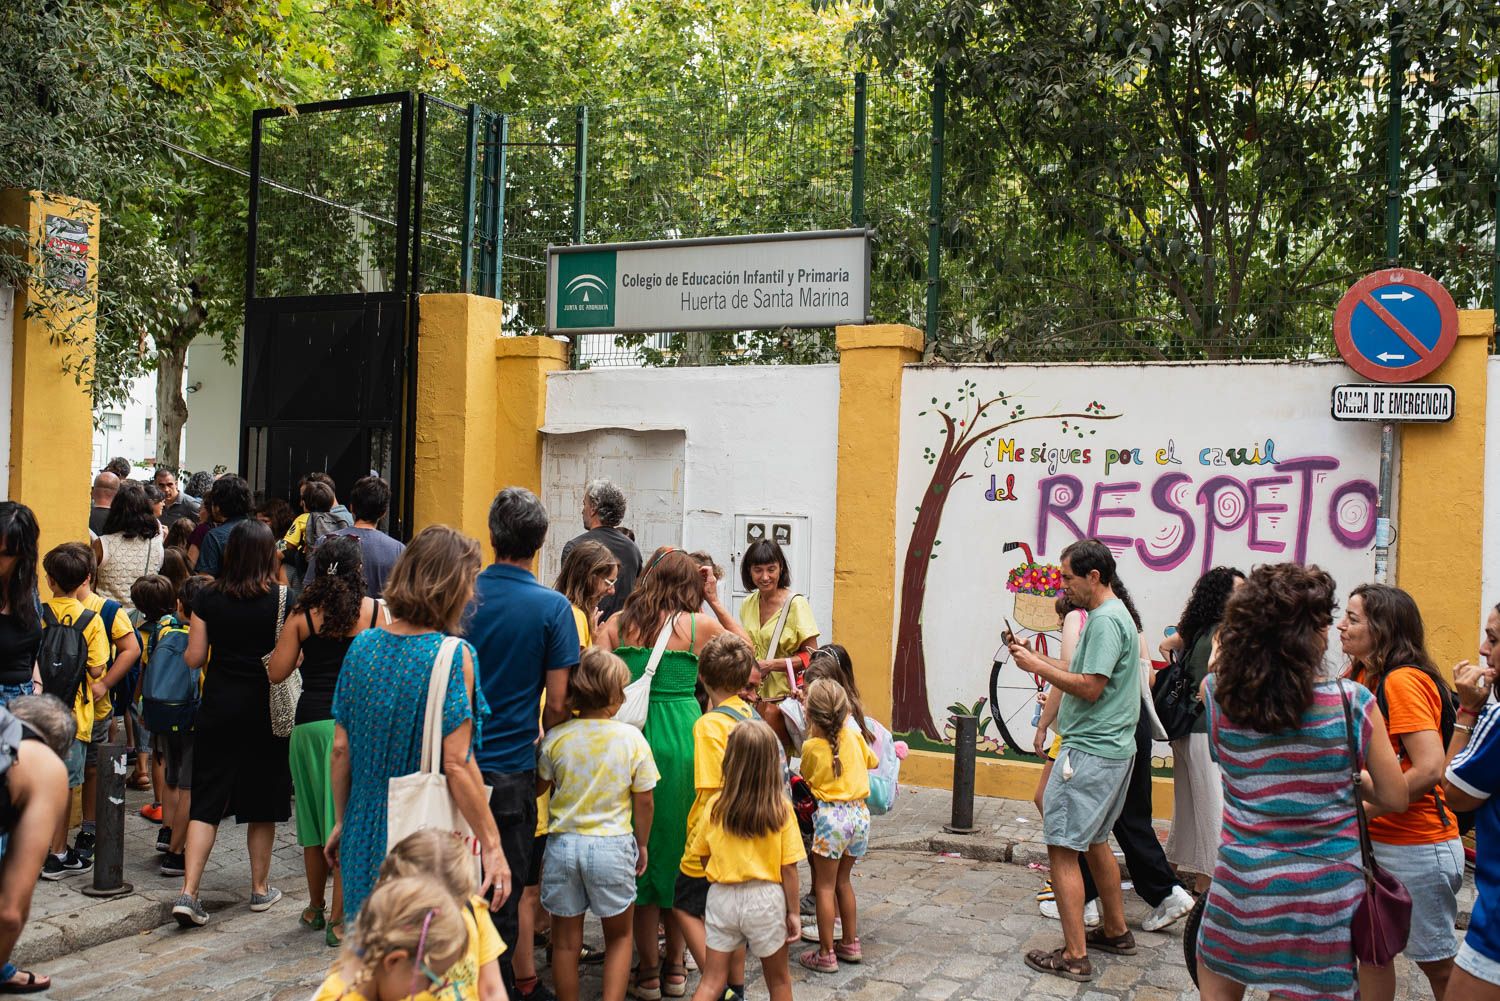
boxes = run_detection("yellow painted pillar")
[494,335,569,499]
[1397,309,1494,676]
[1,190,99,557]
[413,294,503,542]
[832,324,923,727]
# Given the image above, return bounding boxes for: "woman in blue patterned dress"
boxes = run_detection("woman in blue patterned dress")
[325,526,504,920]
[1198,563,1407,1001]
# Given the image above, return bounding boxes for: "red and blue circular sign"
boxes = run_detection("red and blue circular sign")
[1333,268,1457,384]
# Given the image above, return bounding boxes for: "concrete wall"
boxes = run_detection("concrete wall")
[181,337,243,474]
[543,365,841,629]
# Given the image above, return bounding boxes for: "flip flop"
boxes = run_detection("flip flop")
[0,969,51,994]
[1024,947,1093,982]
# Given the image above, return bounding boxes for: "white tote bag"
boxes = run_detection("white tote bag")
[615,615,676,730]
[386,635,487,881]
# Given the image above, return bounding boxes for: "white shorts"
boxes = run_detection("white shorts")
[704,880,788,959]
[1458,940,1500,987]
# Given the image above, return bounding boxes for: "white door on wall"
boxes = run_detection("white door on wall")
[539,428,686,588]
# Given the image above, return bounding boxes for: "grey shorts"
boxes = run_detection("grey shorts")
[83,716,112,769]
[1371,838,1462,962]
[540,832,638,919]
[1041,747,1133,852]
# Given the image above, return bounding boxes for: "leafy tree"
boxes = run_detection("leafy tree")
[850,0,1499,361]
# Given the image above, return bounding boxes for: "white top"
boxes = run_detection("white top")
[96,533,164,612]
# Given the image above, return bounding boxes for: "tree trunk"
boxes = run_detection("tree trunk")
[154,341,190,472]
[891,453,962,737]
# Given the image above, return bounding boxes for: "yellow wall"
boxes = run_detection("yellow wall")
[413,294,503,543]
[494,336,569,500]
[833,324,924,727]
[1,190,99,557]
[1397,309,1494,676]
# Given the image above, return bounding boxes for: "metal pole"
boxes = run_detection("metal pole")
[573,105,589,245]
[1492,111,1499,318]
[459,102,479,294]
[1384,14,1404,264]
[1374,421,1395,584]
[493,113,509,299]
[852,72,867,228]
[81,743,132,897]
[945,713,977,834]
[925,66,946,345]
[411,94,428,295]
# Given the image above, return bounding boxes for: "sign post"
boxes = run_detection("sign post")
[546,229,871,335]
[1333,268,1459,584]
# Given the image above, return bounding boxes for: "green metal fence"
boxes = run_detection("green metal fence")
[402,64,1499,367]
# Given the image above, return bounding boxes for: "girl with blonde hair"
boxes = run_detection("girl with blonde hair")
[312,875,469,1001]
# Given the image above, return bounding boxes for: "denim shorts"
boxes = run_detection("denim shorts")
[1370,838,1462,962]
[0,682,32,708]
[1042,748,1134,852]
[541,832,639,919]
[1457,940,1500,986]
[65,739,86,788]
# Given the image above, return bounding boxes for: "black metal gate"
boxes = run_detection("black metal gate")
[241,92,506,539]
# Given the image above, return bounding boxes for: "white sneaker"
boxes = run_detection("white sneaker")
[1141,885,1195,932]
[1038,898,1101,928]
[800,917,841,942]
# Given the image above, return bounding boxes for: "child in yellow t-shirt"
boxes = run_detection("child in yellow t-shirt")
[684,721,803,1001]
[76,572,139,853]
[311,876,468,1001]
[537,648,658,1001]
[676,633,759,997]
[796,678,878,973]
[38,542,113,877]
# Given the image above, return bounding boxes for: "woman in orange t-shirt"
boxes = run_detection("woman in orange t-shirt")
[1340,583,1464,1001]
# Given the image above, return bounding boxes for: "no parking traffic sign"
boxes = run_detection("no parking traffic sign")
[1333,268,1457,383]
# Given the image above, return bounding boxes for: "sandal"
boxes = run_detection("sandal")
[1035,880,1055,903]
[834,937,862,963]
[126,772,151,790]
[1084,927,1137,955]
[1024,947,1093,982]
[579,942,606,965]
[300,905,326,930]
[326,921,344,948]
[662,963,688,998]
[0,969,51,994]
[630,965,662,1001]
[797,948,838,974]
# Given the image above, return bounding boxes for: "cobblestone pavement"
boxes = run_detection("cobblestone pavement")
[27,786,1442,1001]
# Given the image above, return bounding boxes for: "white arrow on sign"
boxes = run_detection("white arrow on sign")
[1380,291,1414,301]
[1377,352,1407,362]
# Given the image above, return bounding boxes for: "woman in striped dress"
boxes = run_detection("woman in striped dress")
[1197,563,1408,1001]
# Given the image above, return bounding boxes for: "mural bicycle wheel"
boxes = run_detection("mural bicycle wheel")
[988,641,1046,758]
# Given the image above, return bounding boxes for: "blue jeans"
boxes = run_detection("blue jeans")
[0,682,32,708]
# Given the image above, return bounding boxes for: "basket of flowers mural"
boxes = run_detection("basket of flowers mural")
[1006,545,1063,634]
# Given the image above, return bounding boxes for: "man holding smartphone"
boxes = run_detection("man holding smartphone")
[1010,539,1140,984]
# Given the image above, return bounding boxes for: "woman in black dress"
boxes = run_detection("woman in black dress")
[0,502,41,709]
[172,520,293,928]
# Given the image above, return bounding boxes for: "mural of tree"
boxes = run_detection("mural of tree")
[893,380,1116,736]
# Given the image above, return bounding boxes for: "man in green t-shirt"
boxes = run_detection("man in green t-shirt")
[1011,539,1140,982]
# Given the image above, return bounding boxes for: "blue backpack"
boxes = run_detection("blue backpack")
[139,616,197,733]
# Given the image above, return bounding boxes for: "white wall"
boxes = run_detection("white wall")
[181,337,242,474]
[92,374,156,475]
[543,365,840,630]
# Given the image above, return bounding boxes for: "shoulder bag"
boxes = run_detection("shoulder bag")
[386,635,487,882]
[766,593,805,692]
[265,585,299,737]
[1151,645,1204,741]
[1337,679,1412,966]
[616,615,675,730]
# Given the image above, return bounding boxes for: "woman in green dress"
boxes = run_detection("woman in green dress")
[595,547,748,1000]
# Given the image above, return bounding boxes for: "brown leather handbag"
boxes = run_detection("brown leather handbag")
[1337,680,1413,966]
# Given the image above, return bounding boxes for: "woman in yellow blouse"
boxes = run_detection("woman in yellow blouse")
[553,540,619,647]
[738,540,819,748]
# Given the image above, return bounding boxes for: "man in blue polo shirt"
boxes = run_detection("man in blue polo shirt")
[465,486,578,996]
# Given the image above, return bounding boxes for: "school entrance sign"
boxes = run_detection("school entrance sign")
[546,229,870,334]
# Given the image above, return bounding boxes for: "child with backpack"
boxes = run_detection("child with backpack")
[132,573,196,874]
[684,721,803,1001]
[75,561,141,854]
[37,543,115,879]
[676,633,759,999]
[156,574,212,871]
[279,480,342,591]
[537,648,659,1001]
[796,678,877,973]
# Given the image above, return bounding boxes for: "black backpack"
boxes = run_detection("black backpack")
[38,605,97,704]
[1373,666,1474,835]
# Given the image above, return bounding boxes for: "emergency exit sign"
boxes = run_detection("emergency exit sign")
[1330,383,1455,423]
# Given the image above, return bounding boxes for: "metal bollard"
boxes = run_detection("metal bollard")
[944,714,978,834]
[82,742,133,897]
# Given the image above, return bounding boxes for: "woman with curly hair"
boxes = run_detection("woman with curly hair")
[267,534,387,945]
[1162,566,1243,891]
[595,547,749,1000]
[1196,563,1407,1001]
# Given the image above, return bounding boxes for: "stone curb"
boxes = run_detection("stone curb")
[11,889,240,966]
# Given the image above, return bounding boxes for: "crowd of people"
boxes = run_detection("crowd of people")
[1,459,1499,1001]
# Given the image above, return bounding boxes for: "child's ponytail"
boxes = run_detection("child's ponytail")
[806,678,851,778]
[342,876,467,992]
